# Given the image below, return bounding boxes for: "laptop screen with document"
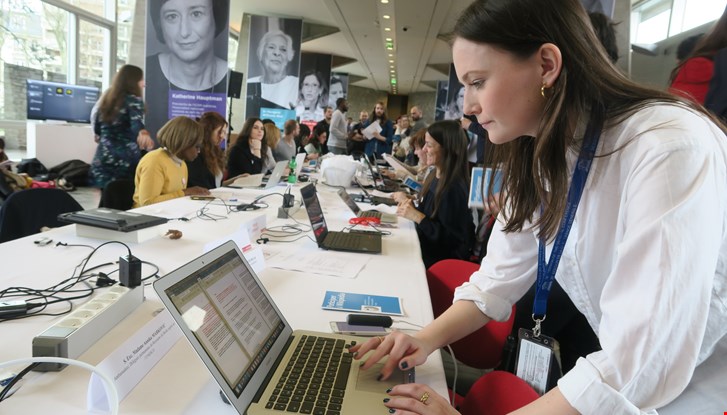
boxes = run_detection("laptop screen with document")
[161,249,286,398]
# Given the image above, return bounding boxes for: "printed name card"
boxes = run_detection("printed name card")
[203,215,266,274]
[87,310,182,412]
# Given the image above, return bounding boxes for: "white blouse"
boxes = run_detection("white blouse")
[454,104,727,414]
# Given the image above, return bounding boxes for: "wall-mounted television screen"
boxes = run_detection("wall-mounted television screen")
[26,80,100,124]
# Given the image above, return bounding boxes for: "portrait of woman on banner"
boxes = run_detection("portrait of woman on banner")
[247,29,300,109]
[295,70,327,123]
[145,0,229,138]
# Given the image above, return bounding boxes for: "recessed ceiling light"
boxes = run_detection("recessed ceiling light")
[389,60,394,63]
[383,15,390,19]
[388,53,393,57]
[381,0,389,3]
[387,46,393,50]
[384,27,391,31]
[385,37,392,42]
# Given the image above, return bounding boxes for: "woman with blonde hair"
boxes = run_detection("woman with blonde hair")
[264,123,281,158]
[133,116,210,207]
[188,111,227,189]
[90,64,154,189]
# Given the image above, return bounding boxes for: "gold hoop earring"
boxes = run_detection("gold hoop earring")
[540,83,548,99]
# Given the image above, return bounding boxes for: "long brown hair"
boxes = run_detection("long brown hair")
[419,120,469,218]
[197,112,226,176]
[232,117,268,159]
[99,65,143,123]
[370,101,388,125]
[670,5,727,83]
[455,0,724,241]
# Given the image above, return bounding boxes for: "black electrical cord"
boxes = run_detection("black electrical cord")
[0,241,136,322]
[0,362,40,402]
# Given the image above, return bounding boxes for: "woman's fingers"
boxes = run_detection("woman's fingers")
[385,384,458,415]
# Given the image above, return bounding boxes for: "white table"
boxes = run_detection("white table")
[0,182,447,413]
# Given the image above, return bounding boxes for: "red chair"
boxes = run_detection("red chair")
[459,371,539,415]
[426,259,516,369]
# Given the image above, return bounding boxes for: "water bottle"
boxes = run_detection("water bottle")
[287,157,297,183]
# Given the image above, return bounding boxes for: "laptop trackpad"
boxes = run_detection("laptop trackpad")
[355,363,411,392]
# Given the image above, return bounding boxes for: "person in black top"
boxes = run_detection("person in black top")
[226,117,268,178]
[393,120,475,268]
[187,111,227,189]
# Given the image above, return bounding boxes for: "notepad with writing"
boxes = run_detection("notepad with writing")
[321,291,404,316]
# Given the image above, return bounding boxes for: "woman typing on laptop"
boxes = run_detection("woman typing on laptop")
[393,120,475,268]
[133,116,210,207]
[352,0,727,414]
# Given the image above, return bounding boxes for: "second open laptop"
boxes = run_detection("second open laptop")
[352,177,397,206]
[153,241,411,415]
[336,188,397,224]
[226,161,288,189]
[300,184,382,254]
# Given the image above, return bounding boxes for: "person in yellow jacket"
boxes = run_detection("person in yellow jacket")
[133,116,210,207]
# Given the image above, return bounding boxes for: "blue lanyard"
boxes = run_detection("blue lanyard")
[532,109,605,332]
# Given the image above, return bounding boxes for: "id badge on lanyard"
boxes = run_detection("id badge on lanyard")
[515,328,558,395]
[514,106,604,394]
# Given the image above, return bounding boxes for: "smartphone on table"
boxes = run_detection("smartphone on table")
[330,321,392,336]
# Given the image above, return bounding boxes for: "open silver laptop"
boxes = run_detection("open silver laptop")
[227,161,288,189]
[336,189,397,224]
[153,241,411,414]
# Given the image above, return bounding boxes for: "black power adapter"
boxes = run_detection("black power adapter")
[347,314,393,328]
[119,255,141,287]
[283,194,295,208]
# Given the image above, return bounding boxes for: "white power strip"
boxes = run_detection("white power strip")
[32,285,144,371]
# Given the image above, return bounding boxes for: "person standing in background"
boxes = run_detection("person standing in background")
[90,64,154,189]
[328,98,348,155]
[670,6,727,104]
[364,102,394,158]
[347,110,368,155]
[409,106,428,134]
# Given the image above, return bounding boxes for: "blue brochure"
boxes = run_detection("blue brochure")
[469,167,504,208]
[322,291,404,316]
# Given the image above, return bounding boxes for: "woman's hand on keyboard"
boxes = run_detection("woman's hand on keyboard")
[349,331,432,381]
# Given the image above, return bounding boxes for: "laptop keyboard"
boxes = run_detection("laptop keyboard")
[265,335,353,414]
[325,232,366,250]
[359,211,382,219]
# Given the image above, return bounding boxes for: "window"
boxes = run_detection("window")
[632,0,727,44]
[116,0,135,72]
[0,0,117,150]
[78,19,109,88]
[0,1,71,123]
